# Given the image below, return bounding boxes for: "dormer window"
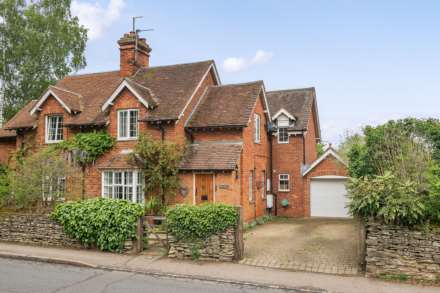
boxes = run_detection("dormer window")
[117,109,138,140]
[45,115,64,143]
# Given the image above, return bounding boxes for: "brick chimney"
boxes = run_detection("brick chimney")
[118,31,152,77]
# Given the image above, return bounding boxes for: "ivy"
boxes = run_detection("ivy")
[57,131,115,165]
[166,204,238,241]
[52,198,144,252]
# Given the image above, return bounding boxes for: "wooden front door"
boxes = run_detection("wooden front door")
[195,174,214,204]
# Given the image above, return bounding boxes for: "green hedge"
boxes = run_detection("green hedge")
[166,204,238,241]
[52,198,144,252]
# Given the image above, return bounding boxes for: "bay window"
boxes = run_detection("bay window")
[102,170,144,204]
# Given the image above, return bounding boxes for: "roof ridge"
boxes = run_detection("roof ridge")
[135,60,214,73]
[267,87,315,94]
[66,70,120,78]
[125,78,159,104]
[211,80,264,88]
[49,85,83,98]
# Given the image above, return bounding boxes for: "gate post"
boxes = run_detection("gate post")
[135,216,144,253]
[234,206,244,260]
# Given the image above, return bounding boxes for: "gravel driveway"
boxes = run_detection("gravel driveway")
[240,218,360,275]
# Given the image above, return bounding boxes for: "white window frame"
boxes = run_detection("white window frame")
[278,174,290,192]
[277,127,289,144]
[45,115,64,143]
[117,109,139,141]
[254,113,260,143]
[249,171,254,202]
[102,170,144,204]
[42,176,66,201]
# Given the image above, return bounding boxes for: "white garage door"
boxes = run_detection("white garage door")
[310,177,350,218]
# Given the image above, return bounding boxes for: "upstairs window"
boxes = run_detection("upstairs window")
[254,114,261,143]
[45,115,64,143]
[118,109,138,140]
[249,171,254,202]
[278,127,289,143]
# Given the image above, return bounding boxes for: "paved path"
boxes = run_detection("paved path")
[0,242,438,293]
[0,258,306,293]
[241,218,360,275]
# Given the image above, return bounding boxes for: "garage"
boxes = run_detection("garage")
[310,176,350,218]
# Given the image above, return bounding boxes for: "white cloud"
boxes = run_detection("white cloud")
[252,50,273,64]
[223,50,273,73]
[223,57,247,73]
[71,0,126,40]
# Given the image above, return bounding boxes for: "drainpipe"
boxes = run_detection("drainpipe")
[159,124,165,142]
[302,132,306,165]
[268,127,275,216]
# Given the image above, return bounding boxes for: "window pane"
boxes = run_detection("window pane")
[278,128,288,143]
[129,110,138,138]
[114,186,123,199]
[124,187,133,201]
[124,171,133,184]
[114,172,122,184]
[119,111,127,138]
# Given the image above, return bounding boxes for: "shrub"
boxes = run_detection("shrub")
[6,148,79,209]
[133,135,184,204]
[52,198,144,252]
[166,204,238,241]
[0,165,10,206]
[347,172,426,225]
[57,131,115,165]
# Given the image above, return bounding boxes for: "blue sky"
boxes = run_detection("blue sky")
[72,0,440,144]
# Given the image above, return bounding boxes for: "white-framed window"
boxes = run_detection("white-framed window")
[102,170,144,204]
[45,115,64,143]
[42,176,66,201]
[254,114,260,143]
[117,109,139,140]
[249,171,254,202]
[278,127,289,143]
[278,174,290,192]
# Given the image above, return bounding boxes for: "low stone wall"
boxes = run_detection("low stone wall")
[366,221,440,281]
[168,228,236,261]
[0,212,82,248]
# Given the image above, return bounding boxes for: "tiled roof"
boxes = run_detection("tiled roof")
[5,60,214,129]
[0,128,16,139]
[49,86,83,112]
[96,152,142,169]
[266,88,316,132]
[186,81,264,128]
[135,60,214,121]
[4,100,38,129]
[180,142,242,171]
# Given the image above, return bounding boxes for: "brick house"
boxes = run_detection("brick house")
[0,32,347,222]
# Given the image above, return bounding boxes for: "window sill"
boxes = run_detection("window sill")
[278,190,290,193]
[45,140,63,144]
[117,137,138,142]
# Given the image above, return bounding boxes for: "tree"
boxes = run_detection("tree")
[133,135,185,205]
[0,0,87,121]
[337,130,364,162]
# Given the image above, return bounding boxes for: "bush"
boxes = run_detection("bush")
[0,165,10,205]
[347,172,426,225]
[166,204,238,241]
[52,198,144,252]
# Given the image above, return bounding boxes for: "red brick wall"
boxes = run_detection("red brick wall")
[271,102,321,218]
[0,139,16,165]
[303,155,348,217]
[240,93,270,222]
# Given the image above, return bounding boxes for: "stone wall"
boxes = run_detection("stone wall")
[168,228,236,261]
[366,221,440,281]
[0,212,82,248]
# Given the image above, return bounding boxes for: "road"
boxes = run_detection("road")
[0,258,312,293]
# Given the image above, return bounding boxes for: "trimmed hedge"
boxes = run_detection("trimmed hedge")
[52,198,144,252]
[166,204,238,241]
